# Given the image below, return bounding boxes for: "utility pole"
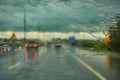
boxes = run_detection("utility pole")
[24,8,27,42]
[37,24,40,42]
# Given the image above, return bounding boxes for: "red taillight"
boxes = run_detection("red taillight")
[25,42,29,47]
[34,43,37,48]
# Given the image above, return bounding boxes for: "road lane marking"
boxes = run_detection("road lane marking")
[8,62,20,70]
[73,55,107,80]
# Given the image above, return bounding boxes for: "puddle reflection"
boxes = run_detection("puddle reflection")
[105,55,120,69]
[68,45,75,53]
[24,49,38,63]
[25,50,28,62]
[105,55,120,79]
[33,50,37,62]
[10,54,16,66]
[105,55,120,76]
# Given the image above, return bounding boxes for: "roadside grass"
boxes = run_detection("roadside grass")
[62,39,120,56]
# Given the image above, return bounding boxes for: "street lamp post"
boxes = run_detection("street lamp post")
[24,8,27,42]
[37,24,40,42]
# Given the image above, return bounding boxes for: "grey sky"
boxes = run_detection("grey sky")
[0,0,119,32]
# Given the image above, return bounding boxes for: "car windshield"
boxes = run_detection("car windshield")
[0,0,120,80]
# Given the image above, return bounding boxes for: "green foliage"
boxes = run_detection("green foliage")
[73,40,106,50]
[108,15,120,52]
[94,42,107,50]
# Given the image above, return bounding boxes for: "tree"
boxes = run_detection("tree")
[109,14,120,51]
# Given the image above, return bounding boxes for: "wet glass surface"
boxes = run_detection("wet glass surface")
[0,0,120,80]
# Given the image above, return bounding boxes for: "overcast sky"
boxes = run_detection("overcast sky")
[0,0,120,32]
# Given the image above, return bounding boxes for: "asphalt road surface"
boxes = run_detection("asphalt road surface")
[0,45,120,80]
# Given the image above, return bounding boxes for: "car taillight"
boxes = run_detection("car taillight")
[25,42,29,47]
[34,43,37,48]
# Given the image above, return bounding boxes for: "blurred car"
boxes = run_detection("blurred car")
[54,40,62,48]
[2,45,10,51]
[46,42,53,47]
[15,41,23,48]
[24,41,38,49]
[0,45,10,55]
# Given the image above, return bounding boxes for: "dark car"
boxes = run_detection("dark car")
[54,40,62,48]
[24,41,39,49]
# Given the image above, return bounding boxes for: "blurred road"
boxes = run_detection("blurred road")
[0,45,120,80]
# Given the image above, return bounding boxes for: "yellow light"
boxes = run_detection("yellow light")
[104,35,111,43]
